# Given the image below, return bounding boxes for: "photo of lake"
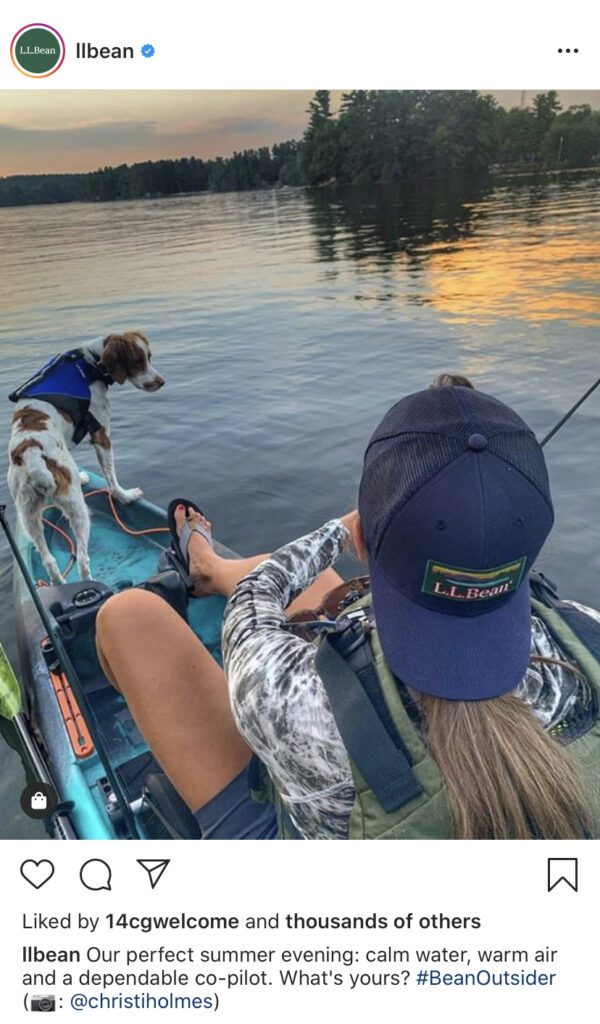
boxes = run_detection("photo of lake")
[1,90,599,837]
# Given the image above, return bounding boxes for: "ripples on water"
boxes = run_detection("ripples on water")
[0,171,599,835]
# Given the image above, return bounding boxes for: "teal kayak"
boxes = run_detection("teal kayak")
[13,468,235,840]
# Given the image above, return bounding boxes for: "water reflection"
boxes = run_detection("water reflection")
[0,169,599,834]
[305,171,600,327]
[306,177,489,269]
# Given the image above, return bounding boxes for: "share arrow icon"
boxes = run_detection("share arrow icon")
[136,859,170,889]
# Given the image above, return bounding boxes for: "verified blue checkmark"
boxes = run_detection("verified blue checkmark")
[141,43,155,58]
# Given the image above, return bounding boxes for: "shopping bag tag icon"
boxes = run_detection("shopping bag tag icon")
[31,792,47,810]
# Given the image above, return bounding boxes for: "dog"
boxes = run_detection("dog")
[7,331,164,585]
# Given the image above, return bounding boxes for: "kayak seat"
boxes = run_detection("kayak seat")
[43,580,113,641]
[40,580,114,696]
[38,580,204,839]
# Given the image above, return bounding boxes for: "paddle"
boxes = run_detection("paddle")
[0,641,77,838]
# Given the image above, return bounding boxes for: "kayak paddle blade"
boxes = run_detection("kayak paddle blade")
[0,642,23,720]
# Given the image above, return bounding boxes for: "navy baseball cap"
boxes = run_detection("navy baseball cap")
[358,385,554,700]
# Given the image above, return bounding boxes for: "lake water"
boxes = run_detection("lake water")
[1,172,599,837]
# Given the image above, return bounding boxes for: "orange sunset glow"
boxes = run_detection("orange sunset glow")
[426,227,600,327]
[1,90,600,177]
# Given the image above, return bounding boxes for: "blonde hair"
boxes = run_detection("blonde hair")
[419,668,593,840]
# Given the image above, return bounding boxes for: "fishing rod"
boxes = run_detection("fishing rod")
[0,502,142,840]
[0,641,77,840]
[540,376,600,448]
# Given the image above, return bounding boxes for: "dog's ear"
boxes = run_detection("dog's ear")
[100,335,129,384]
[101,333,145,384]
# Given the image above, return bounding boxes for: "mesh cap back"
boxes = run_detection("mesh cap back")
[359,386,552,557]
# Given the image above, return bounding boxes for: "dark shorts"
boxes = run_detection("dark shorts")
[194,767,279,840]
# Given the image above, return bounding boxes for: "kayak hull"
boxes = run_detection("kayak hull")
[13,469,235,839]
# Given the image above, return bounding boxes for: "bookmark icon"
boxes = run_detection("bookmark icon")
[547,858,578,892]
[137,859,170,889]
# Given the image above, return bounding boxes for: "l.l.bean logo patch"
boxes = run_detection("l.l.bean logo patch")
[422,557,527,602]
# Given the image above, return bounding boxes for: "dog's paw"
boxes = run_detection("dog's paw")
[117,487,144,504]
[79,471,90,485]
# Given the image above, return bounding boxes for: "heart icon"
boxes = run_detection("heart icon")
[20,859,55,889]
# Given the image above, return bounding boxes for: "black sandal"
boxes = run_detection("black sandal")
[165,498,213,583]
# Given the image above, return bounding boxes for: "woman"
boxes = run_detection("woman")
[96,375,600,840]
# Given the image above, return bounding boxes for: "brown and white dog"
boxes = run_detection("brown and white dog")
[7,331,164,585]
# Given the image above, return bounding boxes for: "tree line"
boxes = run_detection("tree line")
[301,90,600,183]
[1,91,598,207]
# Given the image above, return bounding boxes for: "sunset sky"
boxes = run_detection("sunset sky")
[1,90,599,177]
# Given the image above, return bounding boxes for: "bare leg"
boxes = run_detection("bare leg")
[175,505,343,611]
[95,507,344,810]
[96,589,252,810]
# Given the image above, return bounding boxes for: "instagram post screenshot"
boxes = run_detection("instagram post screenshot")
[0,2,598,1020]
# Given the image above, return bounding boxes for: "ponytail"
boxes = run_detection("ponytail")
[420,687,593,839]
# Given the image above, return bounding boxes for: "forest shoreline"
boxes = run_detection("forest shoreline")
[2,90,599,209]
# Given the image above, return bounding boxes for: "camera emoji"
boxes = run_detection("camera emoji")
[30,792,47,811]
[31,994,55,1011]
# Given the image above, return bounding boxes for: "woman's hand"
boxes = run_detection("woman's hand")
[340,509,359,534]
[340,510,366,561]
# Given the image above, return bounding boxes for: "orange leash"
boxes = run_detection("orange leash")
[93,488,170,539]
[37,488,169,587]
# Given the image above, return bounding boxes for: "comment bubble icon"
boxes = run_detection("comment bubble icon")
[80,858,112,891]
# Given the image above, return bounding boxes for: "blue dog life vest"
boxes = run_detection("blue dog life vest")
[9,349,113,445]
